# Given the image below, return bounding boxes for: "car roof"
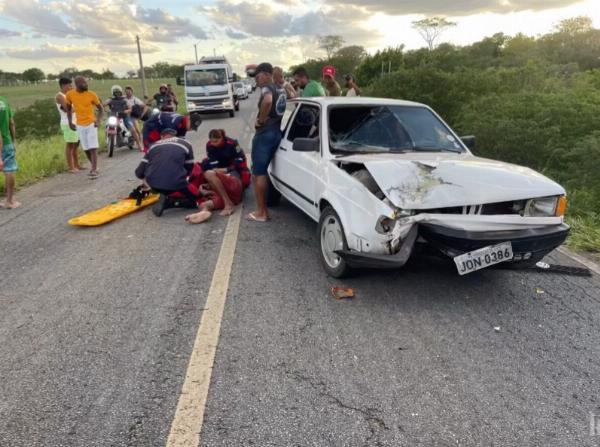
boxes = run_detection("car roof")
[290,96,427,108]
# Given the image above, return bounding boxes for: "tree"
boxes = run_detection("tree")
[22,67,45,83]
[100,69,115,79]
[319,35,344,60]
[555,16,593,36]
[412,17,457,50]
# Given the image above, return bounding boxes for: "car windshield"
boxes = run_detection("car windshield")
[329,105,464,154]
[185,68,227,87]
[234,82,243,88]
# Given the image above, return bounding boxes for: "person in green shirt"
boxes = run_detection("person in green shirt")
[0,95,19,209]
[292,66,326,97]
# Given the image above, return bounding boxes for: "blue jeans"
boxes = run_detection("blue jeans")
[251,128,282,175]
[1,142,17,173]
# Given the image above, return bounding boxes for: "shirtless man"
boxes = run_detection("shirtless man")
[55,78,81,172]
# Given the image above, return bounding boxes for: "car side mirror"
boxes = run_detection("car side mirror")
[293,137,319,152]
[460,135,476,151]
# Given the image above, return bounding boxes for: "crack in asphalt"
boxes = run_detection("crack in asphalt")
[289,371,389,446]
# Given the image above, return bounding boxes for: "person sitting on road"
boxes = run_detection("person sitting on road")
[131,105,202,153]
[184,129,250,217]
[183,162,244,224]
[134,128,199,217]
[202,129,251,188]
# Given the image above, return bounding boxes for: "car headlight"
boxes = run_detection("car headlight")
[223,99,232,106]
[107,116,118,126]
[525,196,559,217]
[375,216,395,234]
[187,102,195,109]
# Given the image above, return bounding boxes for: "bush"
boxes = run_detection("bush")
[13,98,61,139]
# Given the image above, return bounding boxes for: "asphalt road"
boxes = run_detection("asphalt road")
[2,91,600,447]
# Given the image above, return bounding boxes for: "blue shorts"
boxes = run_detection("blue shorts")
[251,128,282,175]
[1,142,17,173]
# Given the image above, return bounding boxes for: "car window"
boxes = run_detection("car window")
[280,101,299,133]
[329,105,463,153]
[287,104,320,142]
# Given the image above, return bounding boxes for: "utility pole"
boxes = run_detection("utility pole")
[136,35,148,99]
[194,44,199,64]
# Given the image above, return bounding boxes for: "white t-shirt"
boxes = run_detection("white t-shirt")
[56,92,76,125]
[346,88,358,97]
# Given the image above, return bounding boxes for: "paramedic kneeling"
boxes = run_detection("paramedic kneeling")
[134,128,197,217]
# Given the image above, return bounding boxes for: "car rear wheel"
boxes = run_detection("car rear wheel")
[319,206,352,278]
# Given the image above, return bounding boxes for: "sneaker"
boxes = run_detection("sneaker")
[152,194,168,217]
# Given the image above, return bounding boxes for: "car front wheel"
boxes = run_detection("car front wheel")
[319,206,352,278]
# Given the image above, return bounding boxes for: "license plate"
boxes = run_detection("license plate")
[454,242,513,275]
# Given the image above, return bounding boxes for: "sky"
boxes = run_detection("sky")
[0,0,598,76]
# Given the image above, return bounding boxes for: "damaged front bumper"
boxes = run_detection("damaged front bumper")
[419,222,570,259]
[335,225,419,269]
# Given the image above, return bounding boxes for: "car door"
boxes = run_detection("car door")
[270,102,321,220]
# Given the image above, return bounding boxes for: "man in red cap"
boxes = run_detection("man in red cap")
[322,65,341,97]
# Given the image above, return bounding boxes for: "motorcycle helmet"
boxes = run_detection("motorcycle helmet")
[111,85,123,97]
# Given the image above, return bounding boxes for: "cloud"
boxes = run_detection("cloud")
[0,28,21,37]
[203,1,382,46]
[325,0,583,16]
[225,28,250,39]
[5,42,94,59]
[137,7,209,41]
[1,0,73,37]
[203,1,293,37]
[0,0,208,44]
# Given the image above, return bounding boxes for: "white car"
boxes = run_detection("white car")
[233,82,247,99]
[268,97,570,277]
[242,79,253,95]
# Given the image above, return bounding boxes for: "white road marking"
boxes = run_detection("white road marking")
[166,210,242,446]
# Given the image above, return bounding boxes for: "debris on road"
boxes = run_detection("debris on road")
[527,262,592,277]
[494,326,501,333]
[536,287,545,296]
[331,287,355,300]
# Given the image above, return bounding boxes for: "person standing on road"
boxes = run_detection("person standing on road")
[273,66,297,99]
[321,65,341,97]
[124,86,145,151]
[0,95,20,208]
[167,84,179,111]
[66,76,103,179]
[246,62,286,222]
[55,78,82,173]
[344,74,361,97]
[292,66,325,97]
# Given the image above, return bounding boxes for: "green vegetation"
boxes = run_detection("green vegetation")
[294,18,600,253]
[2,78,184,110]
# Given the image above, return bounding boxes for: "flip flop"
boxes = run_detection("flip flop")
[245,212,269,222]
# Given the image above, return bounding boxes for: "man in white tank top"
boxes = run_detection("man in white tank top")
[55,78,81,173]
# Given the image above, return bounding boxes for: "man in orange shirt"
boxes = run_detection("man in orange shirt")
[66,76,103,178]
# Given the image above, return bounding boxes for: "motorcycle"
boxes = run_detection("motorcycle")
[105,114,134,157]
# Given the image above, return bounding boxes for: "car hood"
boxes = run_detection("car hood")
[340,153,566,210]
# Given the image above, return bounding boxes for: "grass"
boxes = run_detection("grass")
[0,128,109,193]
[566,215,600,254]
[2,78,185,110]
